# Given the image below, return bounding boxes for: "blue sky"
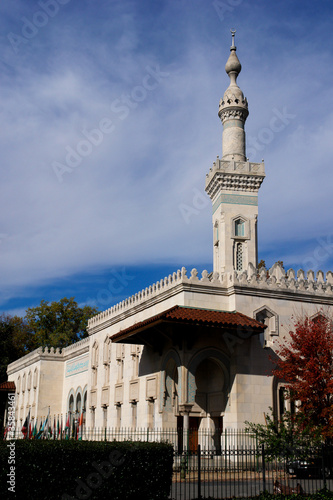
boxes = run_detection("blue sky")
[1,0,333,316]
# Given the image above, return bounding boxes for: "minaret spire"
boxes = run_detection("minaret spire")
[218,29,248,161]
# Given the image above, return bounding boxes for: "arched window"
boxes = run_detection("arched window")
[235,219,245,237]
[33,368,38,389]
[92,342,99,367]
[103,337,111,364]
[92,342,99,388]
[311,312,328,325]
[254,305,279,347]
[103,337,111,385]
[236,243,243,271]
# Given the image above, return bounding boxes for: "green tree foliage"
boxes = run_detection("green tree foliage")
[25,297,98,350]
[0,298,98,381]
[245,408,321,459]
[0,314,31,382]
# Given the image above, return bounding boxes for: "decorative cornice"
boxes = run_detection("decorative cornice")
[219,107,248,124]
[205,158,265,199]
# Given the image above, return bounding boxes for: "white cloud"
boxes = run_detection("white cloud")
[1,0,333,309]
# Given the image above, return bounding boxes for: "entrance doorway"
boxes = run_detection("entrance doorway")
[177,416,200,452]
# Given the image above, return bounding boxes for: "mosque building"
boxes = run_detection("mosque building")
[6,33,333,445]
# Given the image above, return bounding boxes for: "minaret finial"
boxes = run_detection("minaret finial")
[231,29,236,49]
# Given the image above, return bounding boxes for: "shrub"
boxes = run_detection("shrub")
[0,440,173,500]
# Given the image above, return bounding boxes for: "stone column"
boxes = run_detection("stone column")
[179,403,192,450]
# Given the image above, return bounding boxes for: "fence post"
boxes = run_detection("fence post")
[322,443,327,489]
[262,444,266,493]
[197,444,201,499]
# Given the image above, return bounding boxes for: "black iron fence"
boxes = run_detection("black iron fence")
[171,444,333,500]
[4,425,333,499]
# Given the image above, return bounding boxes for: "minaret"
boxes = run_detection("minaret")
[205,31,265,275]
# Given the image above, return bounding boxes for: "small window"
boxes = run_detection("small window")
[235,219,245,237]
[103,337,111,364]
[236,243,243,271]
[33,369,38,389]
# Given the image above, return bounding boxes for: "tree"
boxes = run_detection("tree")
[273,313,333,441]
[245,408,321,459]
[0,315,31,382]
[25,297,98,350]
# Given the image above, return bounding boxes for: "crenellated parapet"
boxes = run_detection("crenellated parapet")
[88,267,191,330]
[7,345,63,375]
[87,263,333,333]
[36,346,63,356]
[228,262,333,298]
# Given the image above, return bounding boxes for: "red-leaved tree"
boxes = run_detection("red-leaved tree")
[273,313,333,440]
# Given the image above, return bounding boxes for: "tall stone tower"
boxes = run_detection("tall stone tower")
[205,31,265,275]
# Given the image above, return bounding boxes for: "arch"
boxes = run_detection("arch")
[254,305,279,347]
[82,385,88,412]
[160,350,182,413]
[67,389,75,414]
[310,311,329,324]
[75,386,83,415]
[187,348,230,405]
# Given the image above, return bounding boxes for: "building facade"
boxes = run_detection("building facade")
[6,35,333,443]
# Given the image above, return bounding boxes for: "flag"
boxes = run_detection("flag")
[3,423,11,440]
[72,416,75,440]
[65,413,70,440]
[36,419,43,439]
[57,415,60,440]
[28,422,32,439]
[78,412,83,440]
[32,418,38,439]
[48,412,52,439]
[21,409,30,438]
[60,414,63,440]
[41,408,50,439]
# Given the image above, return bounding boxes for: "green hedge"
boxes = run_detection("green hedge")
[0,440,173,500]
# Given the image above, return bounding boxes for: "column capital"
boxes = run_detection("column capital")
[179,403,193,414]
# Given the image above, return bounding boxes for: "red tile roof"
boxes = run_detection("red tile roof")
[0,381,15,391]
[111,305,265,342]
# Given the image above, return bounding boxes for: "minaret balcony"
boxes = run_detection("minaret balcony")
[205,158,265,199]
